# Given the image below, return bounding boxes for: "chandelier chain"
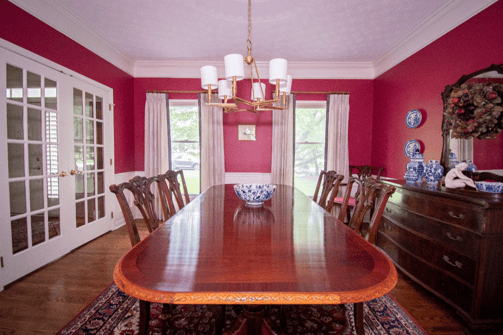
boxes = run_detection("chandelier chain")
[247,0,252,51]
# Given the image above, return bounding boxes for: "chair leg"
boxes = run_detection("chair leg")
[213,305,225,335]
[139,300,150,335]
[354,302,365,335]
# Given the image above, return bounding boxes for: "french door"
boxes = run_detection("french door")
[0,47,114,288]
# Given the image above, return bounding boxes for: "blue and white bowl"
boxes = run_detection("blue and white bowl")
[475,182,503,194]
[234,184,276,206]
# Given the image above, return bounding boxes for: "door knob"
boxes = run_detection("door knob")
[70,170,83,175]
[59,171,68,177]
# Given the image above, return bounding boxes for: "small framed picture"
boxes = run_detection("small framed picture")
[238,124,256,141]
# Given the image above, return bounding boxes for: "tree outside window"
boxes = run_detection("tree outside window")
[294,101,327,197]
[169,100,199,195]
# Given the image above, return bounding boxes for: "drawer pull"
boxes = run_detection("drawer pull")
[448,211,465,220]
[443,255,463,269]
[385,208,392,213]
[446,232,463,242]
[384,223,392,230]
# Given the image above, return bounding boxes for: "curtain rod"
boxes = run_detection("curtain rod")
[146,90,349,95]
[292,91,349,95]
[146,90,206,94]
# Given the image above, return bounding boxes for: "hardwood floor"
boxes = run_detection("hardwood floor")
[0,224,467,335]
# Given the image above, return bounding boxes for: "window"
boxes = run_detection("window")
[168,100,200,195]
[294,100,327,197]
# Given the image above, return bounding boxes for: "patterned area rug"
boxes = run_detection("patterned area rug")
[57,283,428,335]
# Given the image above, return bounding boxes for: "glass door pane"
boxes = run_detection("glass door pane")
[73,89,105,228]
[5,63,61,256]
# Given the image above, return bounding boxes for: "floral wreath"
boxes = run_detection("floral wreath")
[443,82,503,139]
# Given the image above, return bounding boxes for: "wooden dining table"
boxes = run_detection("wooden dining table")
[114,184,397,335]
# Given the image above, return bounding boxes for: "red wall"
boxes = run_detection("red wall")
[134,78,374,173]
[373,1,503,178]
[0,0,135,173]
[5,0,501,178]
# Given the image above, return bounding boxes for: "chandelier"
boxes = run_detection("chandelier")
[199,0,292,113]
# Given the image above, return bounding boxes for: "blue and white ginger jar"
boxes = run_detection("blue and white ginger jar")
[466,160,478,172]
[406,150,426,182]
[404,169,419,185]
[424,160,444,184]
[449,152,459,169]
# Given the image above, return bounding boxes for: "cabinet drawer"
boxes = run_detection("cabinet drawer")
[388,189,485,232]
[383,202,480,258]
[379,217,477,286]
[377,232,473,313]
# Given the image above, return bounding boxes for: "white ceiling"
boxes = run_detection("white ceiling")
[9,0,497,78]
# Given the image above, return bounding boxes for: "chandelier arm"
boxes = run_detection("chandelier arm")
[253,59,265,101]
[250,62,255,101]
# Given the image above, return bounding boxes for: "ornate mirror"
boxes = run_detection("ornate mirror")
[440,64,503,181]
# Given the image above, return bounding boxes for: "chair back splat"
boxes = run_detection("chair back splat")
[349,165,384,180]
[365,182,396,245]
[162,170,191,210]
[109,179,148,247]
[129,176,160,232]
[154,174,177,220]
[313,170,344,211]
[340,177,396,245]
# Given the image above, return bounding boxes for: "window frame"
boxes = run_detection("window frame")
[167,99,200,195]
[294,100,328,197]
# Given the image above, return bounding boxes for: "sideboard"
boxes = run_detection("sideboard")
[378,180,503,333]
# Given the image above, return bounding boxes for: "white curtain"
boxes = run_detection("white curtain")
[271,94,295,186]
[144,93,170,176]
[326,94,350,183]
[199,93,225,192]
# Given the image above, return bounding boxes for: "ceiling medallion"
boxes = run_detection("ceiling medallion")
[200,0,292,113]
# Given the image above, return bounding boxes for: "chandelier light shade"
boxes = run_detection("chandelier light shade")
[218,80,232,100]
[200,0,291,113]
[200,66,218,89]
[201,65,218,102]
[224,54,245,81]
[269,58,288,85]
[280,75,293,94]
[252,82,266,101]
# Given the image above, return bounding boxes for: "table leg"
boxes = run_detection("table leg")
[354,302,365,335]
[243,305,265,335]
[139,300,150,335]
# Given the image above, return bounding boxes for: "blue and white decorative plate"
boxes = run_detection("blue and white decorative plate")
[404,139,420,158]
[406,109,422,128]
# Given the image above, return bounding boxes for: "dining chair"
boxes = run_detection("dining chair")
[109,177,156,247]
[153,173,178,221]
[312,170,344,211]
[162,169,191,211]
[331,165,384,224]
[129,175,161,233]
[110,176,232,335]
[355,179,396,245]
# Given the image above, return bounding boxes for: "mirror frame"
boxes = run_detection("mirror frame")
[440,63,503,177]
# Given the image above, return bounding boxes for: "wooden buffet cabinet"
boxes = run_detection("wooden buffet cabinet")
[378,180,503,333]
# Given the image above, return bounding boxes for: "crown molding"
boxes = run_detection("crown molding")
[9,0,136,76]
[9,0,496,80]
[373,0,497,78]
[134,60,375,79]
